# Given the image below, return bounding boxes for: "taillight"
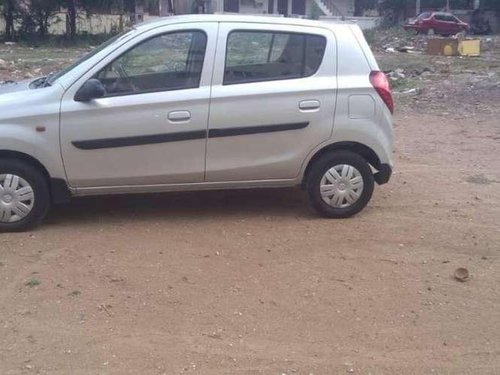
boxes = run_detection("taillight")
[370,71,394,114]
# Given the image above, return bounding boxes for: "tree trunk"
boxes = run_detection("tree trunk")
[4,0,15,41]
[67,0,77,38]
[5,13,14,40]
[37,13,48,38]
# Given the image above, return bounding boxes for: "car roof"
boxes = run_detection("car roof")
[134,14,343,32]
[431,12,455,16]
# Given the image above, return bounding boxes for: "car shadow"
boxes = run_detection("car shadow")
[45,187,313,227]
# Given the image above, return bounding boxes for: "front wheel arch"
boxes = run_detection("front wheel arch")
[0,150,70,204]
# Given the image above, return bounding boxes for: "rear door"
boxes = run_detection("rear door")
[432,14,447,34]
[436,14,457,34]
[206,22,336,182]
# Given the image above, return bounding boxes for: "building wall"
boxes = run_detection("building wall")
[0,12,162,36]
[328,0,355,17]
[239,0,269,14]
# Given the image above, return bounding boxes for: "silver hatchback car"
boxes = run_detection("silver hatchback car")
[0,15,394,232]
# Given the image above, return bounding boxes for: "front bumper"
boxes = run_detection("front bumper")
[374,164,392,185]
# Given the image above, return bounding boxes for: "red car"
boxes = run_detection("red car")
[404,12,469,36]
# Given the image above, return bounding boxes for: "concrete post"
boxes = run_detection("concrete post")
[287,0,292,15]
[217,0,224,13]
[416,0,421,16]
[159,0,171,16]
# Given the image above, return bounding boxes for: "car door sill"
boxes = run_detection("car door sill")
[72,179,300,197]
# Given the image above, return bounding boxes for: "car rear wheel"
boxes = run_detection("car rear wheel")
[0,159,50,232]
[306,151,374,218]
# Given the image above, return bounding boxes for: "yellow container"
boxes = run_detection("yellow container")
[458,39,481,57]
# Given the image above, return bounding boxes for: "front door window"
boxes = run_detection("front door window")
[95,30,207,97]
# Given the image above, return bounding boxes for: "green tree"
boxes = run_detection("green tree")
[354,0,377,16]
[25,0,61,38]
[483,0,500,11]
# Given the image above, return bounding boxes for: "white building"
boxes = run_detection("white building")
[173,0,355,18]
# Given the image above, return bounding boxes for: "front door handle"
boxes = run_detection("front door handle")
[168,110,191,122]
[299,100,320,111]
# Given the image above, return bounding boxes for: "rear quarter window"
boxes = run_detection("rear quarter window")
[224,30,326,85]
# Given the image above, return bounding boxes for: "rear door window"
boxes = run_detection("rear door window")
[224,30,326,85]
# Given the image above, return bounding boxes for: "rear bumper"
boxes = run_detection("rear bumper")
[374,164,392,185]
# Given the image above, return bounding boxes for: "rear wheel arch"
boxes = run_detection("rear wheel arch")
[302,142,381,187]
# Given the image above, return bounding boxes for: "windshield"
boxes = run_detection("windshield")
[47,30,134,85]
[417,12,431,19]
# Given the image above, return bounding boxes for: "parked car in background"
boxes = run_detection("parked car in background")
[0,15,394,231]
[404,11,469,36]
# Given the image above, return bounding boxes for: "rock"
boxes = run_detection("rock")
[454,267,470,282]
[396,88,419,96]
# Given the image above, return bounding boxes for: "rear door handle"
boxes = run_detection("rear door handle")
[299,100,320,111]
[168,110,191,122]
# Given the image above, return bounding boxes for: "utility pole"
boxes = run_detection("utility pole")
[446,0,450,11]
[416,0,421,16]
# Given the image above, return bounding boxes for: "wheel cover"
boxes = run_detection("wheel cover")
[320,164,364,208]
[0,174,35,223]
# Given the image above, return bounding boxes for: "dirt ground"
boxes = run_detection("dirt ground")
[1,35,500,374]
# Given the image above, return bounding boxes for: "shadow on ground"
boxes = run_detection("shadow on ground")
[46,188,314,227]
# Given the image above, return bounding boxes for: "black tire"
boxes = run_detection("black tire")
[0,159,50,232]
[306,151,374,218]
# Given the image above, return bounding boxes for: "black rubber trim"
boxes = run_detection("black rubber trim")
[209,122,309,138]
[50,178,72,204]
[72,122,309,150]
[72,130,207,150]
[374,164,392,185]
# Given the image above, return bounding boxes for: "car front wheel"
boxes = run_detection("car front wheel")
[306,151,375,218]
[0,159,50,232]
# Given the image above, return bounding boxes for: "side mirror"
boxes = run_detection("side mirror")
[74,79,106,102]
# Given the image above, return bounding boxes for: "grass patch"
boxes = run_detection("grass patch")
[25,278,41,287]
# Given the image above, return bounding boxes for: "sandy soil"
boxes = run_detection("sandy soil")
[1,110,499,374]
[1,39,500,374]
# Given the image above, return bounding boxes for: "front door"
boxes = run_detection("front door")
[60,24,217,188]
[206,23,337,182]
